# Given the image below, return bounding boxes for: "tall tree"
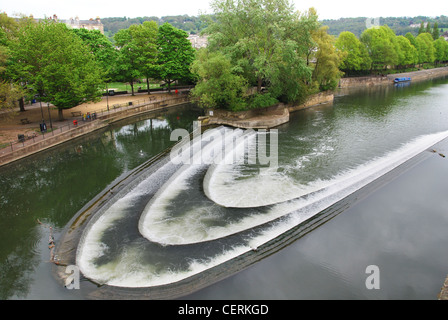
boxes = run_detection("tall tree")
[432,22,440,40]
[396,35,418,68]
[360,25,399,70]
[129,21,159,94]
[200,0,320,108]
[425,22,432,35]
[433,37,448,64]
[335,31,371,73]
[418,22,425,35]
[191,49,248,111]
[71,28,118,81]
[114,28,141,95]
[416,33,435,64]
[156,23,195,93]
[311,26,345,91]
[8,20,103,120]
[0,13,28,112]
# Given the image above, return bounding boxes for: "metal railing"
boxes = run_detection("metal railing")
[0,93,193,156]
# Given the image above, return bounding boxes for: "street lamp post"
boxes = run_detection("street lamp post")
[106,82,109,111]
[47,102,53,131]
[38,95,47,133]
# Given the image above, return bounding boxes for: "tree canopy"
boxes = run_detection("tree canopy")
[192,0,342,110]
[8,20,104,119]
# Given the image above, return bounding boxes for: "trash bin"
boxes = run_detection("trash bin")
[129,102,133,106]
[18,134,25,142]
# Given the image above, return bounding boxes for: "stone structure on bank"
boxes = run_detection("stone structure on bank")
[200,91,334,129]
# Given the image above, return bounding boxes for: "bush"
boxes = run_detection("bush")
[247,93,279,109]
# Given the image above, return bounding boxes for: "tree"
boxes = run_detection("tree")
[335,31,371,73]
[0,13,28,112]
[8,20,103,120]
[200,0,320,108]
[191,49,248,111]
[416,33,435,64]
[405,32,418,48]
[156,23,195,93]
[432,22,440,40]
[433,37,448,64]
[426,22,432,35]
[418,22,425,35]
[311,26,345,91]
[129,21,159,95]
[114,28,141,95]
[396,35,418,68]
[360,26,399,70]
[70,28,118,81]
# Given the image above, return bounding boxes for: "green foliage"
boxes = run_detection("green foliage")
[101,15,212,42]
[247,93,279,109]
[8,20,103,119]
[322,16,448,38]
[129,21,159,93]
[311,26,345,91]
[335,31,371,72]
[157,23,196,91]
[360,26,399,70]
[191,49,248,111]
[433,22,440,40]
[113,28,142,95]
[396,35,418,67]
[416,33,435,63]
[433,37,448,63]
[70,28,118,81]
[194,0,321,110]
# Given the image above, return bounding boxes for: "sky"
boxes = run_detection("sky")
[1,0,446,21]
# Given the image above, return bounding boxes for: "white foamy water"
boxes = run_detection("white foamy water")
[77,130,448,288]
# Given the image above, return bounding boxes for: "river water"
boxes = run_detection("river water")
[1,77,448,300]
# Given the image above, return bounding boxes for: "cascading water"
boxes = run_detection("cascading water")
[76,118,448,288]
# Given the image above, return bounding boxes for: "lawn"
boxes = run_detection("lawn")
[103,81,162,92]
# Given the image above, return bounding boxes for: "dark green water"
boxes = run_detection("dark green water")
[1,77,448,299]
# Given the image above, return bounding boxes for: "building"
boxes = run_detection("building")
[64,16,104,34]
[37,14,104,34]
[187,34,208,49]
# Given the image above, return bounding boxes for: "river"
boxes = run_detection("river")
[1,77,448,300]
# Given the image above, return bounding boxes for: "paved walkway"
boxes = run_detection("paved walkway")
[0,93,193,166]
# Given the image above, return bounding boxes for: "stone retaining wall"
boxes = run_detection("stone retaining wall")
[0,98,191,166]
[205,92,335,129]
[338,66,448,88]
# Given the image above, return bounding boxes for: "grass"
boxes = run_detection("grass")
[103,81,162,92]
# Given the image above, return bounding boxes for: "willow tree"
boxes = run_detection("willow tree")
[9,20,103,120]
[311,26,345,91]
[195,0,321,110]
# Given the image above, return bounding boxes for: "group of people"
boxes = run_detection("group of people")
[82,112,97,121]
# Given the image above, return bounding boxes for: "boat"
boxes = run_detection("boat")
[394,77,411,83]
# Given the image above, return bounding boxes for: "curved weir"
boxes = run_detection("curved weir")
[76,122,448,290]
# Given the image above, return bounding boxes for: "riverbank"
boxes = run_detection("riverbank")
[338,66,448,88]
[203,66,448,130]
[0,92,192,166]
[202,91,334,129]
